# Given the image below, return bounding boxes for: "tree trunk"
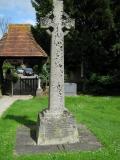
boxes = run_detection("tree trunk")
[81,57,87,92]
[81,60,84,78]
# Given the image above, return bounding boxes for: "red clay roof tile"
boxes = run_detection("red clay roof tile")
[0,24,47,57]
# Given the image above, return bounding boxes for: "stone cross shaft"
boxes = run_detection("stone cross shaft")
[41,0,75,114]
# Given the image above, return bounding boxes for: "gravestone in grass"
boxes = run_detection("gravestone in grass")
[36,0,79,145]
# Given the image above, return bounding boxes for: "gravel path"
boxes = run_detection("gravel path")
[0,95,33,117]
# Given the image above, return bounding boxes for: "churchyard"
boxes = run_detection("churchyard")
[0,95,120,160]
[0,0,120,159]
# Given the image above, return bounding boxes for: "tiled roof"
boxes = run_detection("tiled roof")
[0,24,47,57]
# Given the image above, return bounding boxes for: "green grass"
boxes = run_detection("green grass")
[0,95,120,160]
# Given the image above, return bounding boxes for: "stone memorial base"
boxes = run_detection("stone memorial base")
[15,124,101,155]
[36,88,43,97]
[36,110,79,145]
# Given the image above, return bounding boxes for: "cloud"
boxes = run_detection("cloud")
[0,0,34,12]
[23,19,36,25]
[0,0,36,37]
[0,0,36,24]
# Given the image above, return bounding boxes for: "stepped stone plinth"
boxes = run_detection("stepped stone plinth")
[37,110,79,145]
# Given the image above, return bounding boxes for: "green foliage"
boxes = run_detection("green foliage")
[98,75,112,85]
[89,73,112,85]
[12,73,19,83]
[64,70,70,82]
[2,61,14,73]
[65,0,115,71]
[84,73,119,94]
[2,61,19,83]
[32,0,52,22]
[31,0,120,94]
[31,26,51,55]
[112,43,120,55]
[40,63,50,87]
[33,64,42,75]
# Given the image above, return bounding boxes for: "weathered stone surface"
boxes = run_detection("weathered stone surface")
[36,78,43,96]
[15,124,102,155]
[37,110,79,145]
[36,0,79,145]
[40,0,75,112]
[36,89,43,97]
[64,83,77,96]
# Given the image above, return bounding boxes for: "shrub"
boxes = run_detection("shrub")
[84,73,113,94]
[12,73,19,83]
[40,63,50,89]
[3,61,19,83]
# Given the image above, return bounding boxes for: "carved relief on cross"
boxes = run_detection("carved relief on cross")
[40,0,75,36]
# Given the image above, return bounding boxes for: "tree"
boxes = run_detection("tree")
[40,63,50,89]
[32,0,120,94]
[31,25,51,55]
[32,0,113,70]
[65,0,114,72]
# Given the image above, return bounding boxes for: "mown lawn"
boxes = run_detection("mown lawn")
[0,95,120,160]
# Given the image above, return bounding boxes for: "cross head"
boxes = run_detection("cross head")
[40,0,75,35]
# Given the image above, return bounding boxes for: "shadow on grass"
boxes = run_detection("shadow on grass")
[4,115,37,143]
[4,115,36,127]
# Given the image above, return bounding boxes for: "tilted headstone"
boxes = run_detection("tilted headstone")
[36,0,79,145]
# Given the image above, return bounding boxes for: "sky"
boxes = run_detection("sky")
[0,0,36,38]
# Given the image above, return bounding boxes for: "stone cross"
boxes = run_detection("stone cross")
[41,0,75,114]
[37,0,79,145]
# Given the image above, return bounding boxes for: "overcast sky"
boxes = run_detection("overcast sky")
[0,0,36,38]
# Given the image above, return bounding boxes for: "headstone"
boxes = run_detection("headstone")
[36,0,79,145]
[65,83,77,96]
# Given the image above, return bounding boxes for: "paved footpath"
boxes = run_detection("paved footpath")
[0,95,32,117]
